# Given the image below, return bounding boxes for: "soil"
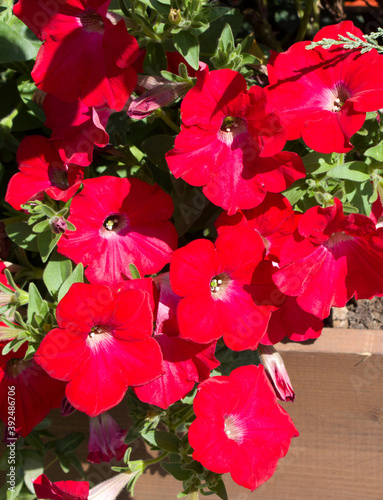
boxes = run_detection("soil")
[345,296,383,330]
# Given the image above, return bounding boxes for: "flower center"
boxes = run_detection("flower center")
[102,213,128,234]
[209,272,231,300]
[48,162,70,190]
[5,358,29,378]
[217,116,247,146]
[324,231,354,249]
[331,84,351,112]
[224,414,245,444]
[78,8,105,34]
[89,325,109,338]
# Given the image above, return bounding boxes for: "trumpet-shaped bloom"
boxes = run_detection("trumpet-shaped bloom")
[14,0,139,111]
[87,412,127,463]
[188,365,299,490]
[134,316,219,409]
[43,94,111,166]
[35,283,163,416]
[0,341,66,436]
[5,136,84,210]
[266,21,383,153]
[170,225,275,351]
[215,193,299,262]
[33,472,138,500]
[165,69,305,215]
[273,198,383,319]
[56,176,178,284]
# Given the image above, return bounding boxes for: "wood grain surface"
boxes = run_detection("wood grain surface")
[2,328,383,499]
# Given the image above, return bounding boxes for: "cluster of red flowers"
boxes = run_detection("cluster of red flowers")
[3,3,383,495]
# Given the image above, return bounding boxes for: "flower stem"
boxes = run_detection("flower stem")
[155,109,181,133]
[143,451,169,467]
[294,0,313,42]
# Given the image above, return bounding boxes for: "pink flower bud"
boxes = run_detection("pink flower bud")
[60,396,76,417]
[87,412,128,463]
[127,78,191,119]
[258,344,295,402]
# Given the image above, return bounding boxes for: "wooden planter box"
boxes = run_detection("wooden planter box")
[9,328,383,499]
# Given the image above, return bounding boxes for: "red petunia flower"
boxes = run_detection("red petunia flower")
[273,198,383,319]
[0,341,66,436]
[266,21,383,153]
[87,412,128,463]
[43,94,111,166]
[33,472,137,500]
[35,283,163,416]
[258,344,295,402]
[165,68,305,215]
[56,176,178,284]
[120,274,218,408]
[188,365,299,491]
[33,474,89,500]
[169,225,275,351]
[5,135,84,210]
[215,193,299,262]
[14,0,139,111]
[215,193,323,344]
[134,316,219,409]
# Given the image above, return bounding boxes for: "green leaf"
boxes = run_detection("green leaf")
[209,479,228,500]
[344,179,374,215]
[327,161,370,182]
[141,134,175,171]
[283,178,307,206]
[148,0,170,15]
[173,31,200,70]
[302,151,336,174]
[57,263,84,302]
[182,460,204,474]
[0,20,39,63]
[2,463,24,500]
[129,263,141,279]
[365,142,383,162]
[2,338,28,356]
[161,462,193,481]
[143,41,168,75]
[171,180,209,237]
[218,23,234,51]
[32,220,50,233]
[55,433,84,455]
[43,252,73,298]
[206,7,231,22]
[6,221,38,252]
[27,282,43,323]
[22,450,44,494]
[143,430,181,452]
[37,231,61,263]
[198,7,243,54]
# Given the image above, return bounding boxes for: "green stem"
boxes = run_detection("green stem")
[119,0,131,17]
[44,457,58,471]
[294,0,313,43]
[143,451,169,467]
[155,109,181,133]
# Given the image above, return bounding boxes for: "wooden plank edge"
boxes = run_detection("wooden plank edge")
[278,327,383,355]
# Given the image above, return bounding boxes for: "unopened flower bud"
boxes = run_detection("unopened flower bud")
[127,79,191,119]
[50,216,68,234]
[60,396,76,417]
[258,344,295,402]
[169,8,182,23]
